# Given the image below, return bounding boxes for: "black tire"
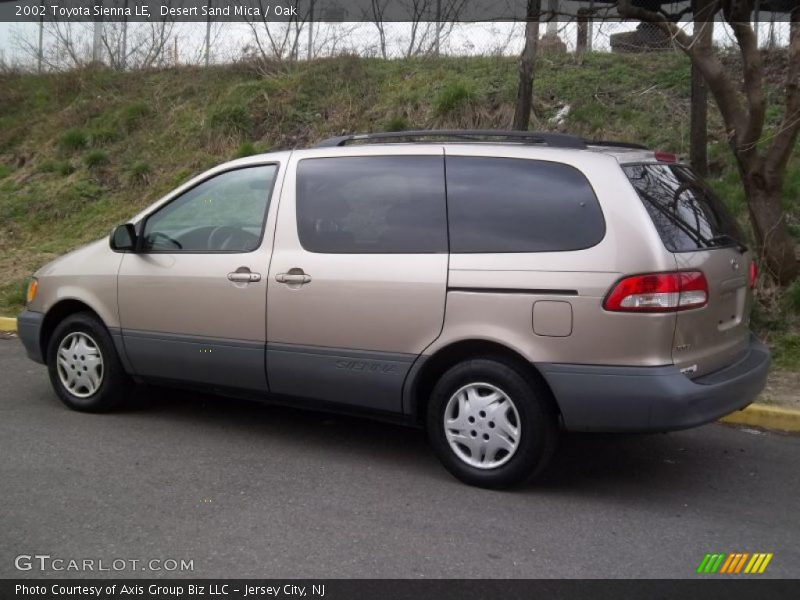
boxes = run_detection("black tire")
[427,357,558,489]
[46,312,132,412]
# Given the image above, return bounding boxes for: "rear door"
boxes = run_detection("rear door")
[266,148,448,412]
[624,162,753,376]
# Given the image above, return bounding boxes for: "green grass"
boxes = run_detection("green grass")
[121,101,151,132]
[58,129,88,152]
[127,161,151,186]
[208,105,252,136]
[235,141,257,158]
[434,81,477,116]
[385,115,410,132]
[84,149,109,169]
[0,280,26,314]
[0,54,797,355]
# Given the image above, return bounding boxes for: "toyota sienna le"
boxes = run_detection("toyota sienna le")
[18,130,770,488]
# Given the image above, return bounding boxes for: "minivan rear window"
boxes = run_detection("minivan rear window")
[623,163,744,253]
[445,157,605,253]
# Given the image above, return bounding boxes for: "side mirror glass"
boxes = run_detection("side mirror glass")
[110,224,137,252]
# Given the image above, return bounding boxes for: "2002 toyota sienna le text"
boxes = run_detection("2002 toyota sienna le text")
[17,130,770,488]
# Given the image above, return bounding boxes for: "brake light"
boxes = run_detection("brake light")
[749,261,757,289]
[654,150,678,163]
[603,271,708,312]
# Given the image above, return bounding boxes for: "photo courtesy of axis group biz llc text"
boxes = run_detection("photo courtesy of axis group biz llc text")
[0,1,798,599]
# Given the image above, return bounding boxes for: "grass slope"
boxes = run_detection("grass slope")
[0,52,798,367]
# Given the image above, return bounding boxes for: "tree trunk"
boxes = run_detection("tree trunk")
[743,170,799,284]
[513,0,541,130]
[576,9,589,55]
[614,0,799,286]
[690,9,712,176]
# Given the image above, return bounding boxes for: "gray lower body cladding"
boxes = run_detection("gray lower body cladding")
[267,343,415,413]
[538,335,770,433]
[17,310,45,364]
[122,329,268,392]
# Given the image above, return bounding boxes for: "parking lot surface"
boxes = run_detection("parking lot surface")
[1,338,798,578]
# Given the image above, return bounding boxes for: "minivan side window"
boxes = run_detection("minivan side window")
[446,157,605,253]
[296,156,447,254]
[142,165,277,253]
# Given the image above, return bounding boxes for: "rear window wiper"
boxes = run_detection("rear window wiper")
[707,234,748,253]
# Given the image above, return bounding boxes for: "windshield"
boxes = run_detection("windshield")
[623,163,745,253]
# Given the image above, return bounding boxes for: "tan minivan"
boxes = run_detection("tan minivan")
[18,130,770,488]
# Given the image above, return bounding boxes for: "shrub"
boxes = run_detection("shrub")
[39,160,76,176]
[128,161,151,186]
[434,82,476,116]
[208,105,251,136]
[58,161,76,176]
[37,161,57,173]
[122,102,151,131]
[784,281,800,315]
[59,129,88,152]
[0,164,12,179]
[90,127,120,145]
[84,150,109,169]
[235,142,256,158]
[385,115,409,132]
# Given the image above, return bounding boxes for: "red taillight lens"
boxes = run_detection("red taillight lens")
[603,271,708,312]
[748,261,757,290]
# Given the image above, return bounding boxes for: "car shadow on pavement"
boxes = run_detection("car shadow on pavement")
[122,384,748,495]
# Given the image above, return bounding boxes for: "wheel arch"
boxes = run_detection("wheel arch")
[40,299,106,364]
[404,339,560,426]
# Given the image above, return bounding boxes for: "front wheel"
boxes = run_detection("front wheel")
[427,358,558,489]
[46,312,131,412]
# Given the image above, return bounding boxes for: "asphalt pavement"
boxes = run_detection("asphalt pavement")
[1,336,798,579]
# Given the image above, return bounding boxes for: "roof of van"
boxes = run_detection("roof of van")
[310,130,665,164]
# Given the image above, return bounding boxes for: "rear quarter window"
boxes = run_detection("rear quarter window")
[445,156,605,253]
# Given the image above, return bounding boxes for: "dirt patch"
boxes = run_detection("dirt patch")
[758,369,800,410]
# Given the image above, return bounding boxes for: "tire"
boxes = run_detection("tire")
[46,312,131,412]
[427,357,558,489]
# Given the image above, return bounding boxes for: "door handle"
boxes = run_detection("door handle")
[275,269,312,285]
[227,268,261,283]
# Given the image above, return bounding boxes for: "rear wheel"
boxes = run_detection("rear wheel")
[427,358,558,489]
[46,312,131,412]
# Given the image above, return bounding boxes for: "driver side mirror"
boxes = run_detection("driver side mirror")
[110,223,137,252]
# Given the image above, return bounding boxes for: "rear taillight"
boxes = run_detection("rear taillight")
[603,271,708,312]
[748,261,757,290]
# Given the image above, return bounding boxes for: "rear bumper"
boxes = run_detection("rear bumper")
[539,335,770,433]
[18,310,45,364]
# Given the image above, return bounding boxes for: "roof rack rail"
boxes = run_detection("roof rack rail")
[315,130,588,149]
[587,140,649,150]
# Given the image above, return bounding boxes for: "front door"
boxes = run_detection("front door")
[266,149,449,412]
[118,163,281,391]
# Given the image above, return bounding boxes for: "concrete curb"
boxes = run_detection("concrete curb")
[0,312,798,432]
[720,404,800,433]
